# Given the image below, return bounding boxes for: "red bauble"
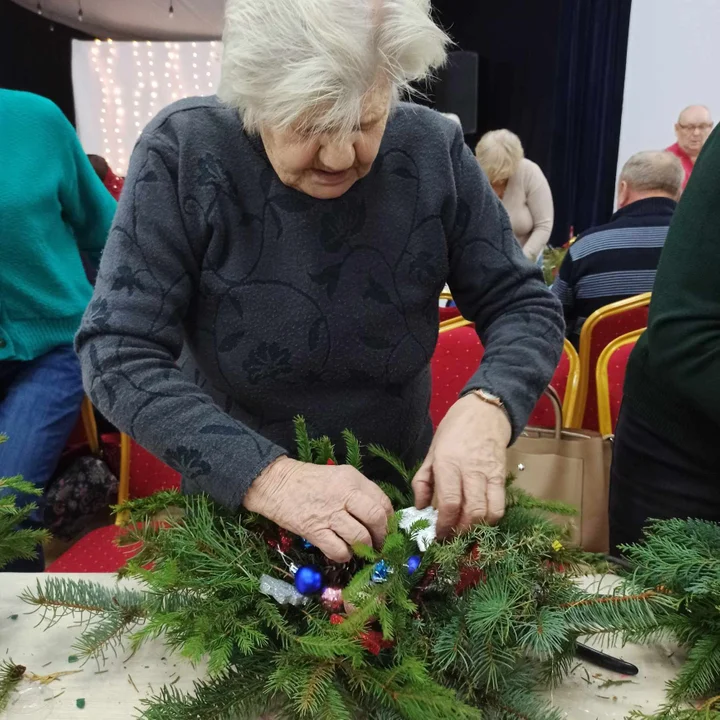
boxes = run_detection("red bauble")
[329,614,345,625]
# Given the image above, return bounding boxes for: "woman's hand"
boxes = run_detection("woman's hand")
[413,394,511,537]
[243,457,395,563]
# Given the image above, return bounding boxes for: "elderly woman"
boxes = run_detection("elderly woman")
[77,0,564,563]
[475,130,554,262]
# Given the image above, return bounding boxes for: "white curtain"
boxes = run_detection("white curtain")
[617,0,719,178]
[72,39,222,175]
[12,0,224,40]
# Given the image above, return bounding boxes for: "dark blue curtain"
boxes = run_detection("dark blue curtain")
[548,0,632,246]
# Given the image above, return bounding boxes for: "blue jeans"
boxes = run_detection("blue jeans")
[0,345,84,571]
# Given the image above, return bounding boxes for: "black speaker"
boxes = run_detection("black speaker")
[433,51,479,135]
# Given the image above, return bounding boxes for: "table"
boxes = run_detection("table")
[0,574,683,719]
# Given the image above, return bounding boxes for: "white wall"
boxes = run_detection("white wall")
[72,39,222,176]
[617,0,719,177]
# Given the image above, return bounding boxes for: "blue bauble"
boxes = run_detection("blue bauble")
[371,559,390,583]
[294,565,323,595]
[407,555,422,575]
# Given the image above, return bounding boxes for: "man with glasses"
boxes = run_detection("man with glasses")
[667,105,714,188]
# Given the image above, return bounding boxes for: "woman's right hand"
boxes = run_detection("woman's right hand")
[243,457,395,563]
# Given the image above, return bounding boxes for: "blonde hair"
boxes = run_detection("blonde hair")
[475,129,525,184]
[219,0,450,135]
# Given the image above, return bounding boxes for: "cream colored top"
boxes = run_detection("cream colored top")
[501,158,554,262]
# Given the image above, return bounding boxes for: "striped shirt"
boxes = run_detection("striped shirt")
[552,197,677,344]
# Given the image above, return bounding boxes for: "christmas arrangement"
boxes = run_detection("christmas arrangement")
[23,419,674,720]
[622,519,720,720]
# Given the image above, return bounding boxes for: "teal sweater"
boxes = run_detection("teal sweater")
[0,90,116,362]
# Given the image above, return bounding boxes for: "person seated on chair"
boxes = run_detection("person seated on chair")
[0,90,116,572]
[475,129,554,263]
[609,125,720,553]
[75,0,565,567]
[552,151,683,346]
[666,105,714,189]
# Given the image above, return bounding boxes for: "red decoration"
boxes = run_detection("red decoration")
[455,566,486,594]
[267,539,278,550]
[321,586,344,611]
[330,614,345,625]
[417,565,438,591]
[359,630,393,656]
[278,529,293,554]
[326,458,336,465]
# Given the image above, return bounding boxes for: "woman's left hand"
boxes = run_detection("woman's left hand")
[412,394,512,537]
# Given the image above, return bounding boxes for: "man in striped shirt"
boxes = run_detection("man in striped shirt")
[553,151,684,345]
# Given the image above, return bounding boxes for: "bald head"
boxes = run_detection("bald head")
[617,151,684,209]
[675,105,714,159]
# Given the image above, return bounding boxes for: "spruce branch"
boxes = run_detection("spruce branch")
[0,661,26,713]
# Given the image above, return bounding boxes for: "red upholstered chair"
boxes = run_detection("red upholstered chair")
[438,305,461,323]
[430,319,485,429]
[527,339,580,429]
[430,321,579,430]
[572,293,651,430]
[438,290,461,324]
[47,435,181,572]
[64,396,100,454]
[596,329,643,436]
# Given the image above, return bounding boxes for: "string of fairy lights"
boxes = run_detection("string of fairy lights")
[87,39,221,175]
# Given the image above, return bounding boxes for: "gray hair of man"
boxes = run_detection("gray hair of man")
[218,0,450,135]
[618,151,685,202]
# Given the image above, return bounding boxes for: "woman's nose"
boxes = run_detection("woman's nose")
[318,139,355,171]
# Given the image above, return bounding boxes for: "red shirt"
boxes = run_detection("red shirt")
[103,168,124,200]
[666,142,694,189]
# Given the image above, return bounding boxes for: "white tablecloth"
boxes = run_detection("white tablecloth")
[0,573,682,719]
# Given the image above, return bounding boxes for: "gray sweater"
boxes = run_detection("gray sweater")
[76,97,564,509]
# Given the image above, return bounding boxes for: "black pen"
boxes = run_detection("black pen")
[576,643,639,676]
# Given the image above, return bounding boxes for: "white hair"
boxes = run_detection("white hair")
[218,0,450,135]
[474,129,525,185]
[620,151,684,198]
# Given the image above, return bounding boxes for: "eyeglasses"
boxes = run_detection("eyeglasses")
[678,123,714,133]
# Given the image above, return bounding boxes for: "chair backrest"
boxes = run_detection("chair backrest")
[438,306,462,323]
[430,320,484,429]
[573,293,651,430]
[430,322,579,430]
[527,339,580,429]
[116,434,181,524]
[596,329,644,436]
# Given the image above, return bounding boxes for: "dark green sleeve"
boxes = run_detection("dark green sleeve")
[645,126,720,424]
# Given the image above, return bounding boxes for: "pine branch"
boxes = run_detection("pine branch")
[113,490,185,520]
[367,444,411,481]
[0,475,41,497]
[310,436,336,464]
[342,429,363,472]
[293,416,314,464]
[0,661,26,713]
